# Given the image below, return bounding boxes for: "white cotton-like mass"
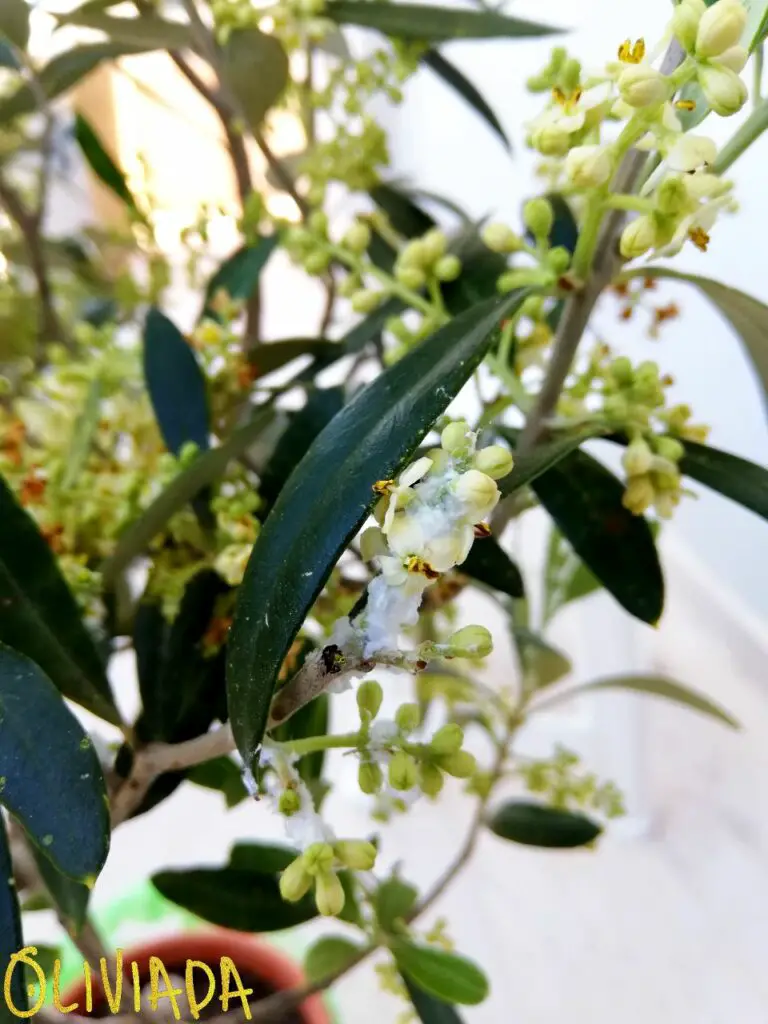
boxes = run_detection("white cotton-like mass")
[363,574,427,657]
[258,742,334,849]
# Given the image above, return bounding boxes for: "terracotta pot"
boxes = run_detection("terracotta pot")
[61,930,331,1024]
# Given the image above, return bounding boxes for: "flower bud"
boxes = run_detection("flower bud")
[395,702,421,734]
[278,789,301,816]
[399,239,429,268]
[474,445,514,480]
[308,210,329,234]
[546,247,571,274]
[530,123,572,157]
[561,57,582,91]
[655,177,689,216]
[446,624,493,659]
[716,44,748,72]
[564,145,613,189]
[440,420,471,454]
[343,221,371,253]
[304,250,331,275]
[351,289,383,314]
[396,265,426,290]
[521,295,545,319]
[360,526,388,563]
[334,840,377,871]
[622,438,653,477]
[303,842,335,876]
[695,0,747,58]
[357,679,384,720]
[522,198,554,240]
[655,436,685,462]
[697,64,747,116]
[453,470,500,519]
[622,474,655,515]
[619,215,658,259]
[618,66,669,108]
[420,228,447,264]
[430,723,464,755]
[481,223,524,254]
[388,751,418,791]
[438,750,477,779]
[358,760,383,794]
[419,763,444,798]
[315,870,346,917]
[497,269,547,293]
[671,0,706,51]
[434,255,461,281]
[279,857,313,902]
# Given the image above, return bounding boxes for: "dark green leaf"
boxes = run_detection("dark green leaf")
[246,338,338,379]
[496,427,605,496]
[0,814,25,1020]
[152,865,316,932]
[228,842,297,873]
[227,291,528,772]
[202,236,280,323]
[0,474,118,722]
[374,876,418,931]
[57,9,194,49]
[531,448,664,624]
[143,308,210,456]
[0,0,30,51]
[0,645,110,882]
[624,267,768,416]
[187,757,248,808]
[459,536,524,598]
[61,376,103,491]
[102,406,274,585]
[0,40,18,69]
[74,112,138,213]
[326,1,560,42]
[31,847,90,936]
[402,976,465,1024]
[370,183,436,238]
[540,674,739,729]
[488,800,602,848]
[679,441,768,521]
[441,225,508,313]
[422,49,509,150]
[391,941,489,1006]
[304,936,362,983]
[223,28,289,130]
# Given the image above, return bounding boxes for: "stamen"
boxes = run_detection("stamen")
[688,227,710,252]
[675,99,696,111]
[373,479,394,495]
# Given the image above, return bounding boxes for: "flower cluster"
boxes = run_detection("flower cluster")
[519,745,626,819]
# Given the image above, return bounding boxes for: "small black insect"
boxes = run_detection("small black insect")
[321,644,343,674]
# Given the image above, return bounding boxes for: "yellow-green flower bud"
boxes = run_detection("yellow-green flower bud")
[334,840,377,871]
[474,445,514,481]
[564,144,613,189]
[360,527,388,563]
[622,474,655,515]
[388,751,418,791]
[716,44,748,72]
[438,750,477,779]
[482,223,524,254]
[446,624,493,659]
[618,66,669,108]
[419,762,444,798]
[671,0,706,51]
[385,316,413,343]
[303,842,335,876]
[343,221,371,252]
[357,679,384,720]
[655,436,685,462]
[530,123,572,157]
[440,420,471,454]
[351,289,383,314]
[655,177,689,216]
[279,857,313,902]
[697,64,747,116]
[619,215,658,259]
[430,723,464,756]
[278,789,301,816]
[420,228,447,264]
[622,438,653,477]
[308,210,329,234]
[358,760,383,794]
[521,295,545,319]
[396,265,426,290]
[399,239,429,268]
[339,274,361,299]
[695,0,747,58]
[304,250,331,275]
[522,198,554,240]
[546,246,571,274]
[434,255,461,281]
[611,356,634,386]
[395,702,421,734]
[453,470,500,520]
[315,870,346,917]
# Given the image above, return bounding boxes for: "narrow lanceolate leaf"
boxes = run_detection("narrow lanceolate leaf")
[227,290,528,772]
[497,427,603,498]
[531,448,664,625]
[422,49,509,150]
[623,267,768,417]
[391,941,489,1006]
[31,848,90,936]
[538,674,739,729]
[74,113,138,214]
[326,1,560,42]
[0,645,110,882]
[152,865,317,932]
[56,9,195,50]
[488,800,602,849]
[102,406,274,585]
[370,183,436,238]
[202,235,280,323]
[61,376,103,491]
[402,976,465,1024]
[143,308,210,456]
[0,474,118,723]
[246,338,338,380]
[460,536,524,599]
[0,814,25,1020]
[304,936,362,983]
